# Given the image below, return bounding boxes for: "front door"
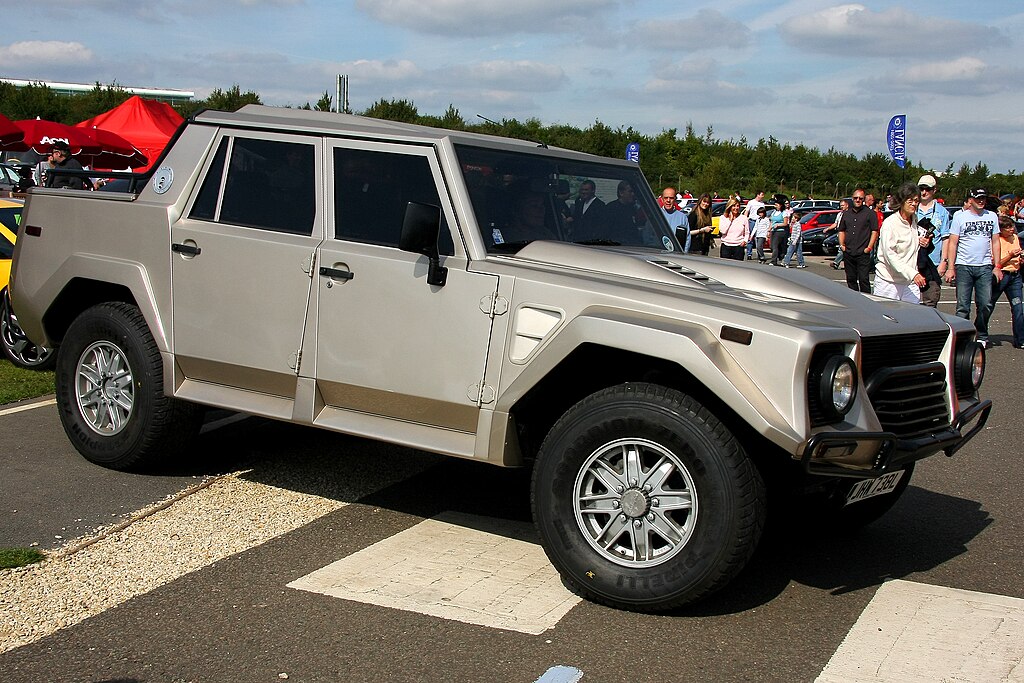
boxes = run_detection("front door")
[310,141,497,441]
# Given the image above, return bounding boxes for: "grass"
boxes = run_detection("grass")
[0,359,55,405]
[0,547,46,569]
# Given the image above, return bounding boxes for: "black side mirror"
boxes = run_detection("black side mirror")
[400,201,447,287]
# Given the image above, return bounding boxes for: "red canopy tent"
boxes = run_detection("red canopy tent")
[76,95,184,173]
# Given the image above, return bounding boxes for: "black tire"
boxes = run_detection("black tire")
[531,383,766,612]
[55,302,202,470]
[1,288,56,370]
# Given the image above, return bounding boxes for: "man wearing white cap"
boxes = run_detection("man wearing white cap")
[940,187,1000,348]
[915,174,949,305]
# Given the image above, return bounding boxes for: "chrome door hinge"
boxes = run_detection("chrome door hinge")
[288,350,302,372]
[468,383,496,405]
[479,294,509,318]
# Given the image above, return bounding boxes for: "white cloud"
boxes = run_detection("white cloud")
[627,10,751,51]
[0,41,94,68]
[779,4,998,57]
[354,0,616,35]
[900,57,986,84]
[446,60,565,91]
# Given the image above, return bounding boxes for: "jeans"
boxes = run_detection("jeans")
[784,233,804,266]
[754,236,766,261]
[720,244,745,260]
[991,270,1024,346]
[955,264,994,341]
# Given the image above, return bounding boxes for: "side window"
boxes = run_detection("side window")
[189,138,228,221]
[334,148,453,255]
[190,136,316,236]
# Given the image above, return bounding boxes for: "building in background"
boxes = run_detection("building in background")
[0,79,193,106]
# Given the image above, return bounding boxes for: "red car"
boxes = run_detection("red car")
[795,209,840,254]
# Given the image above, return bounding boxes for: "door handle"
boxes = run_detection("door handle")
[319,266,354,281]
[171,243,201,256]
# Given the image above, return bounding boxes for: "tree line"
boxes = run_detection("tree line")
[0,81,1017,203]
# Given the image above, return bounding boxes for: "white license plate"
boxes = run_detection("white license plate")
[844,470,904,506]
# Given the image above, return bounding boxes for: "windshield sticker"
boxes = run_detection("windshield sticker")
[492,227,505,245]
[662,236,674,251]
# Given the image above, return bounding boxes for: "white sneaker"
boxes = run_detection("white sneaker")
[978,339,989,349]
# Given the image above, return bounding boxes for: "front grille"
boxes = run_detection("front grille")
[861,328,951,438]
[866,363,951,439]
[860,330,948,377]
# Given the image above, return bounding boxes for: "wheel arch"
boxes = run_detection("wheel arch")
[502,314,799,468]
[42,276,147,348]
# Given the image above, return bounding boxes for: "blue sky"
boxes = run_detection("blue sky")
[4,1,1021,174]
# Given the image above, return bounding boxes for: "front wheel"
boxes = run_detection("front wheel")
[55,302,201,470]
[532,383,766,612]
[1,288,56,370]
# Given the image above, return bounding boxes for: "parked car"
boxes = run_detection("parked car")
[822,231,840,256]
[10,105,992,613]
[791,199,839,212]
[0,163,33,193]
[798,210,841,254]
[0,198,55,369]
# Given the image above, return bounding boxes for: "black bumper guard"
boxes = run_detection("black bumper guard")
[800,398,992,479]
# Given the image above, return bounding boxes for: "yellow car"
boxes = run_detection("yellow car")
[1,198,55,369]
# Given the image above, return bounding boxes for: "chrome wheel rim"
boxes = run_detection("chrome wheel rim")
[573,438,698,568]
[1,291,53,367]
[75,341,135,435]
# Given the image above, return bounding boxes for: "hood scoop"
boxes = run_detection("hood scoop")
[647,259,724,288]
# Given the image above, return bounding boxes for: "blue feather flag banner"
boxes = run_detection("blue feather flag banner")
[887,115,906,169]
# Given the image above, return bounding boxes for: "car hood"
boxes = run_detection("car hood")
[509,241,953,336]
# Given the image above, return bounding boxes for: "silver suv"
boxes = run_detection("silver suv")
[10,105,990,611]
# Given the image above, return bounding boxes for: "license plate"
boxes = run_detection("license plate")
[844,470,904,506]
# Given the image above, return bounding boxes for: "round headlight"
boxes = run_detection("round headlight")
[819,356,858,419]
[955,341,985,392]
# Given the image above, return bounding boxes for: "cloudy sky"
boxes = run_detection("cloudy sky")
[4,1,1021,173]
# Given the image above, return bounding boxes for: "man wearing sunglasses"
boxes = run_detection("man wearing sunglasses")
[837,188,880,292]
[915,175,950,306]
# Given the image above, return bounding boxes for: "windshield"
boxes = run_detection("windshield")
[455,145,682,253]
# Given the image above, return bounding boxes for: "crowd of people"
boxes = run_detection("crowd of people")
[655,177,1022,350]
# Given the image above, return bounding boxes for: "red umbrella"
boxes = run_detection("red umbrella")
[0,113,25,149]
[76,125,148,169]
[14,118,101,156]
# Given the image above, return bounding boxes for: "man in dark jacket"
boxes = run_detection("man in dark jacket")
[44,141,88,190]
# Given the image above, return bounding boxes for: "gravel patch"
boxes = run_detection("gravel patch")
[0,442,440,654]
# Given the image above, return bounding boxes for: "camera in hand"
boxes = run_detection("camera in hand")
[918,216,935,237]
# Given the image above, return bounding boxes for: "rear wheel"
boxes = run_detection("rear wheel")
[1,288,56,370]
[532,383,766,612]
[55,302,201,470]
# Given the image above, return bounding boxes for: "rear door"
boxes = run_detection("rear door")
[171,132,323,404]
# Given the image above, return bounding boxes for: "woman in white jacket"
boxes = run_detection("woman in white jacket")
[873,182,928,303]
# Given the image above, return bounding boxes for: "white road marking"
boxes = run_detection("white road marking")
[288,511,582,635]
[0,398,56,416]
[534,665,584,683]
[817,579,1024,682]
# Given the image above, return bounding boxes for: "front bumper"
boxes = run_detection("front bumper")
[800,398,992,479]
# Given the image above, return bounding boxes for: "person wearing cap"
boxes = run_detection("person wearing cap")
[44,141,88,190]
[915,175,950,302]
[940,187,1000,348]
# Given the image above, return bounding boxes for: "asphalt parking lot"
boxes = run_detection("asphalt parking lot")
[2,255,1023,682]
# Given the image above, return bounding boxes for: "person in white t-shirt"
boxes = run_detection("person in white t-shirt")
[940,187,1000,348]
[742,190,766,260]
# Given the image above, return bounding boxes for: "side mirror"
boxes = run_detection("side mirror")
[400,201,448,287]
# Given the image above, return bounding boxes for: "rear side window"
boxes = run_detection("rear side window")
[333,148,452,255]
[190,136,316,236]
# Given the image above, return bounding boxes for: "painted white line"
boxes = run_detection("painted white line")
[534,665,584,683]
[816,579,1024,682]
[0,397,56,416]
[288,511,582,635]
